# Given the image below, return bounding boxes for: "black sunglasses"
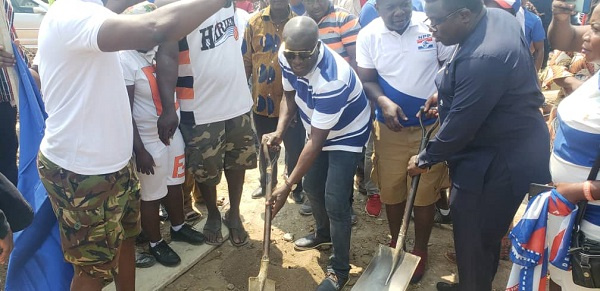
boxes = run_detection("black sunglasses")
[283,42,319,61]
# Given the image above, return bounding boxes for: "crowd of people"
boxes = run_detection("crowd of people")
[0,0,599,290]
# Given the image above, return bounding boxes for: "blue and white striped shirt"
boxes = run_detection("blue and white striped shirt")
[551,72,600,240]
[279,41,370,153]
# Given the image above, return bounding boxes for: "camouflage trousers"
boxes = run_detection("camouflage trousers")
[179,112,257,186]
[38,153,141,281]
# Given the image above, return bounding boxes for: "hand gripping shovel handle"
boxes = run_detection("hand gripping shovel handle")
[386,106,439,284]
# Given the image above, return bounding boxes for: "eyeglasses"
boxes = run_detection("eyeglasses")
[424,8,465,32]
[283,42,319,61]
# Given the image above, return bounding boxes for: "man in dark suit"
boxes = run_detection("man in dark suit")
[407,0,552,290]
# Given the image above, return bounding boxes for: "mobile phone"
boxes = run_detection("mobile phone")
[566,0,592,14]
[528,183,555,199]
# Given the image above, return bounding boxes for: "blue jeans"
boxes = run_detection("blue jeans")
[303,150,360,279]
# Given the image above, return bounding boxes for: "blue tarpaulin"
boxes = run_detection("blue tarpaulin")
[5,43,73,291]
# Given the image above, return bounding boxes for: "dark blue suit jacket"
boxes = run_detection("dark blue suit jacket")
[418,8,551,196]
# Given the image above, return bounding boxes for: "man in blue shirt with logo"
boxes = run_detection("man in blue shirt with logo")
[356,0,453,282]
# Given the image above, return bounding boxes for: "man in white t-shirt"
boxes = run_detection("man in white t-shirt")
[159,0,257,247]
[36,0,228,289]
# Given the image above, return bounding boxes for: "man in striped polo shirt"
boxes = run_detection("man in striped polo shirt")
[303,0,362,218]
[264,16,370,291]
[305,0,361,70]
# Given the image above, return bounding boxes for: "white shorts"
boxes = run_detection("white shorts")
[547,213,600,290]
[137,130,186,201]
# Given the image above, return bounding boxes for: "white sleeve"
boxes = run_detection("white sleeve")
[119,52,136,86]
[356,30,375,69]
[437,43,456,63]
[61,8,114,52]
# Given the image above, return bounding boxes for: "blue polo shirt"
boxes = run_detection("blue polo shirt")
[524,9,545,46]
[418,8,551,194]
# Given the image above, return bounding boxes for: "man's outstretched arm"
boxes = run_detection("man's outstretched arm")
[98,0,229,52]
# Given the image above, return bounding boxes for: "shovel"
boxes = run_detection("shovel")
[248,143,277,291]
[353,107,438,291]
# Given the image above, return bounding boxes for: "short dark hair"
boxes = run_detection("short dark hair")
[424,0,484,14]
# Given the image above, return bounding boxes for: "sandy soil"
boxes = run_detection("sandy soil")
[165,156,515,291]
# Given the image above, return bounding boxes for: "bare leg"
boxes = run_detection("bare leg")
[71,268,104,291]
[224,169,248,245]
[197,181,223,244]
[163,185,185,227]
[140,200,161,243]
[385,202,406,244]
[413,204,435,252]
[115,237,136,291]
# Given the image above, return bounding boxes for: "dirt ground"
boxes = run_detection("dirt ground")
[165,155,515,291]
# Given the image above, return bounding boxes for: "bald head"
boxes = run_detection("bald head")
[283,16,319,50]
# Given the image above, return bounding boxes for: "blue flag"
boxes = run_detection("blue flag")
[6,43,73,291]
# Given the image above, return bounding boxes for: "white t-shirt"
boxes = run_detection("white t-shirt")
[38,0,133,175]
[119,50,180,144]
[179,6,252,125]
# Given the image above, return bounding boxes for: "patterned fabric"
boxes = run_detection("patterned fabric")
[506,190,578,291]
[540,50,600,101]
[242,6,295,117]
[279,42,371,152]
[38,153,141,282]
[316,5,361,61]
[179,112,257,186]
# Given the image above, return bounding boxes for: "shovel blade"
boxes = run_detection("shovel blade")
[248,277,276,291]
[352,245,421,291]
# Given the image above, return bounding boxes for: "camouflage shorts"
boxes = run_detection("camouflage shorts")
[179,112,257,186]
[38,153,141,282]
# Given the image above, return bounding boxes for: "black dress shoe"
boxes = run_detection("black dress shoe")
[171,224,205,245]
[150,240,181,267]
[316,271,348,291]
[294,233,332,251]
[135,252,156,268]
[251,187,265,199]
[436,282,459,291]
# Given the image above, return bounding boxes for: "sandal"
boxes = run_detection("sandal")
[223,211,249,247]
[202,217,225,246]
[184,209,202,222]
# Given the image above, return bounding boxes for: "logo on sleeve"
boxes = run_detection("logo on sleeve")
[417,34,434,50]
